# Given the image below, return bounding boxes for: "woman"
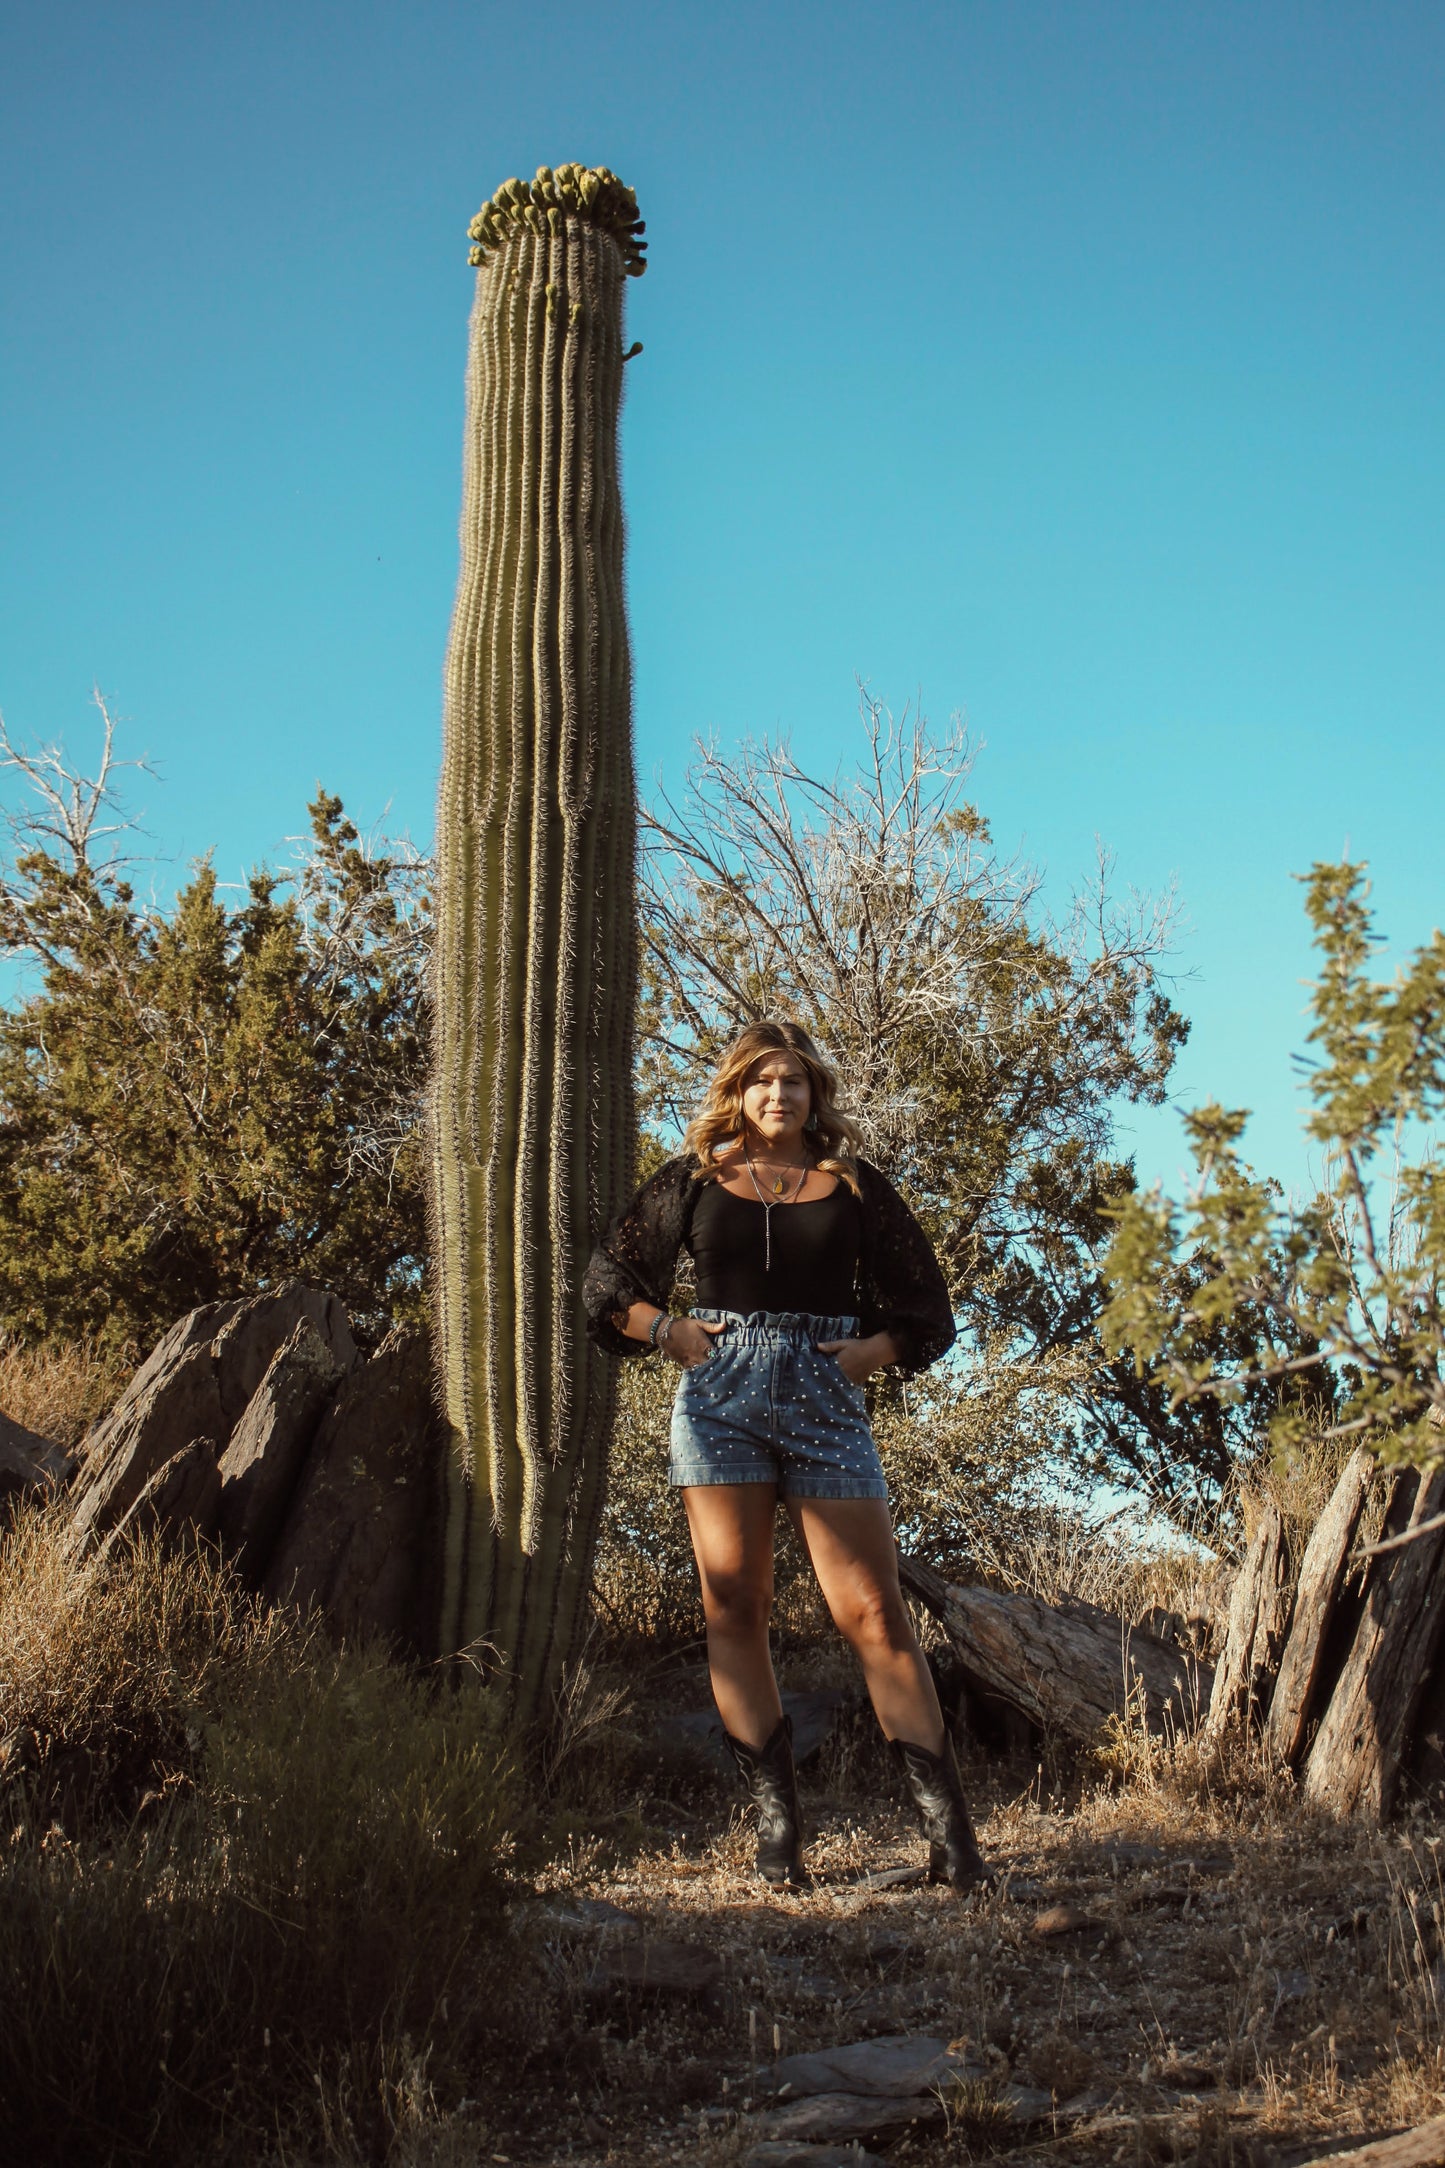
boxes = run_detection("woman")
[583,1019,989,1893]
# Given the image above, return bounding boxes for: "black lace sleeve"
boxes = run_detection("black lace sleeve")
[855,1160,957,1375]
[582,1156,698,1359]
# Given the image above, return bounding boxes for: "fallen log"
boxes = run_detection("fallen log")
[1205,1499,1292,1739]
[1265,1447,1375,1768]
[897,1552,1212,1744]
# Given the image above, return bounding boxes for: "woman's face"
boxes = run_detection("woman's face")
[740,1053,813,1149]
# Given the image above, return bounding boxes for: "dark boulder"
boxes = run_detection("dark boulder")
[262,1330,444,1660]
[215,1319,347,1584]
[66,1285,356,1557]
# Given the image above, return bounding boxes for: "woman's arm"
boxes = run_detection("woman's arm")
[854,1162,957,1374]
[817,1328,900,1384]
[611,1300,726,1369]
[581,1157,698,1359]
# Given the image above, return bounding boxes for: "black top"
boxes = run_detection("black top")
[688,1178,861,1317]
[582,1154,957,1375]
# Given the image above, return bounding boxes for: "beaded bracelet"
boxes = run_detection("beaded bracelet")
[648,1310,668,1347]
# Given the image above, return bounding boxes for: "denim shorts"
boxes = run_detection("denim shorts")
[668,1309,889,1500]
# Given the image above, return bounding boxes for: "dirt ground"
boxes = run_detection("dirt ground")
[470,1653,1445,2168]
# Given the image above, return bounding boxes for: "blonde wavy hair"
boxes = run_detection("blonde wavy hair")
[683,1021,863,1195]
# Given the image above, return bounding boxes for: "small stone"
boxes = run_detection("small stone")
[1032,1901,1100,1938]
[850,1864,927,1892]
[766,2034,980,2100]
[1058,2087,1120,2119]
[586,1938,722,1996]
[535,1896,638,1937]
[998,2085,1056,2123]
[743,2147,887,2167]
[1099,1841,1169,1868]
[758,2091,948,2146]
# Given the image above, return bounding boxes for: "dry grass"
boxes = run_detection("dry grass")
[1,1495,299,1822]
[0,1332,130,1449]
[0,1501,534,2167]
[9,1360,1441,2167]
[492,1678,1445,2168]
[548,1418,1445,2167]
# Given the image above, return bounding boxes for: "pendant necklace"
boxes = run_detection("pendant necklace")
[743,1147,809,1271]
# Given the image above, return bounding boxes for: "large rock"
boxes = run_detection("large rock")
[262,1329,443,1658]
[93,1438,224,1567]
[215,1319,347,1583]
[66,1285,356,1557]
[0,1411,73,1506]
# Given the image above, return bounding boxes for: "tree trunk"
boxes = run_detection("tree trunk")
[1303,1463,1445,1821]
[1205,1501,1292,1738]
[898,1552,1211,1744]
[1265,1448,1375,1769]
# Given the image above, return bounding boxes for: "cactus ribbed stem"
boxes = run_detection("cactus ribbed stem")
[431,169,642,1718]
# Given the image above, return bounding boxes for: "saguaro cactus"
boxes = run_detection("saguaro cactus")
[431,165,644,1717]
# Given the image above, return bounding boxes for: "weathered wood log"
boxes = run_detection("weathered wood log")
[898,1552,1212,1743]
[1266,1448,1376,1768]
[1205,1500,1292,1738]
[1296,2115,1445,2166]
[1303,1463,1445,1819]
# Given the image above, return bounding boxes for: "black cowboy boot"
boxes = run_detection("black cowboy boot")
[723,1714,810,1889]
[891,1734,992,1891]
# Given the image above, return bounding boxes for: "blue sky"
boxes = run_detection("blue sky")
[2,1,1441,1197]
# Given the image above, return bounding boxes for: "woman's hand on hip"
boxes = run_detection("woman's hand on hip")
[818,1331,896,1384]
[667,1316,728,1368]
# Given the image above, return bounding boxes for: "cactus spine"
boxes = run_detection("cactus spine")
[431,166,644,1718]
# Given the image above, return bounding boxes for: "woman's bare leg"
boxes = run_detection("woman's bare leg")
[790,1496,945,1751]
[681,1483,785,1747]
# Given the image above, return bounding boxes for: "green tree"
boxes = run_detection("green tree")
[0,704,429,1349]
[1101,861,1444,1484]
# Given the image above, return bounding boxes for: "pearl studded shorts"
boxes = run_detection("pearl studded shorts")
[668,1310,889,1500]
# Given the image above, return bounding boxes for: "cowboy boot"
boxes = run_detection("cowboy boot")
[723,1714,810,1888]
[891,1733,992,1891]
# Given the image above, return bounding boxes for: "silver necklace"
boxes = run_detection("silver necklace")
[743,1146,809,1271]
